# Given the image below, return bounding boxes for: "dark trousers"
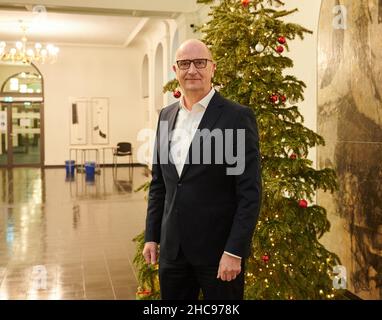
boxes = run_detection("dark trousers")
[159,247,245,300]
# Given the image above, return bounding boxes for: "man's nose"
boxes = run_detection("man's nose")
[187,62,198,74]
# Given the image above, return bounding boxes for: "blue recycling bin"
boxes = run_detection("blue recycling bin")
[65,160,75,176]
[85,161,96,181]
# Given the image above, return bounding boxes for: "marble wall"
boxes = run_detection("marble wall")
[317,0,382,299]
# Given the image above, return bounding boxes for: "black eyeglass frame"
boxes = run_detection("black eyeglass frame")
[176,58,214,70]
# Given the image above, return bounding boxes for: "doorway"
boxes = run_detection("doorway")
[0,64,44,168]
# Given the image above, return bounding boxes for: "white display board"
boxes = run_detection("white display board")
[91,97,109,145]
[69,99,88,145]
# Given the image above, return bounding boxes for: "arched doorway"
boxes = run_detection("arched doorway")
[142,54,149,99]
[0,62,44,167]
[154,43,164,114]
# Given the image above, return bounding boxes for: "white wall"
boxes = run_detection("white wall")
[282,0,323,166]
[37,45,145,165]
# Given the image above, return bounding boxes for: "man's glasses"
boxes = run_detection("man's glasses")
[176,58,213,70]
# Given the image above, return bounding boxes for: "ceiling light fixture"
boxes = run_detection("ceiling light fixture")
[0,20,59,64]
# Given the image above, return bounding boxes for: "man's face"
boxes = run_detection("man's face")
[173,43,215,94]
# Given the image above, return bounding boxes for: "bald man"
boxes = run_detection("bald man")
[143,39,261,300]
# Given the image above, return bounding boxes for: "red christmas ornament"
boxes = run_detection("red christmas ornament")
[290,153,297,160]
[173,90,181,99]
[270,94,278,103]
[136,289,152,298]
[241,0,250,7]
[262,255,270,263]
[276,45,284,53]
[280,95,287,103]
[278,36,286,45]
[299,199,308,208]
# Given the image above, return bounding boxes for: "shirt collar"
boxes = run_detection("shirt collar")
[179,87,215,111]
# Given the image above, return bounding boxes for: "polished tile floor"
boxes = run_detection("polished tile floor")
[0,166,149,300]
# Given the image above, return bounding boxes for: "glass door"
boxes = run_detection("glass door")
[11,102,42,165]
[0,66,44,167]
[0,103,8,165]
[0,101,42,167]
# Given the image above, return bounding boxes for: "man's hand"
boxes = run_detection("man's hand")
[142,242,158,265]
[217,252,241,282]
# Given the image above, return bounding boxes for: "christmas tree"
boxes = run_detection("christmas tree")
[134,0,343,300]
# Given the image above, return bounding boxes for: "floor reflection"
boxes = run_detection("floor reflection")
[0,166,148,300]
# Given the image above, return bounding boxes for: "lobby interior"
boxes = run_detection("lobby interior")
[0,0,381,300]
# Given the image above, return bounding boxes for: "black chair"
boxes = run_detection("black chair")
[113,142,133,170]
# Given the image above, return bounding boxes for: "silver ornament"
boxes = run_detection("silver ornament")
[255,43,264,52]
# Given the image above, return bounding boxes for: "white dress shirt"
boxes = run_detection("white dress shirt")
[170,88,215,176]
[169,88,241,260]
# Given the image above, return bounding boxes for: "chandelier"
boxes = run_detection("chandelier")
[0,21,59,64]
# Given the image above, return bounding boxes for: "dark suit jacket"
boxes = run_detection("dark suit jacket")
[145,91,261,266]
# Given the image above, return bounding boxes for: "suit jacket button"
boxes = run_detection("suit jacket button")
[177,183,182,187]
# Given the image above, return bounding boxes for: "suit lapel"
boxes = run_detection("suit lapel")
[179,91,225,180]
[166,103,180,179]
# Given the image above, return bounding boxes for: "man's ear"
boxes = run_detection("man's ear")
[172,65,176,72]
